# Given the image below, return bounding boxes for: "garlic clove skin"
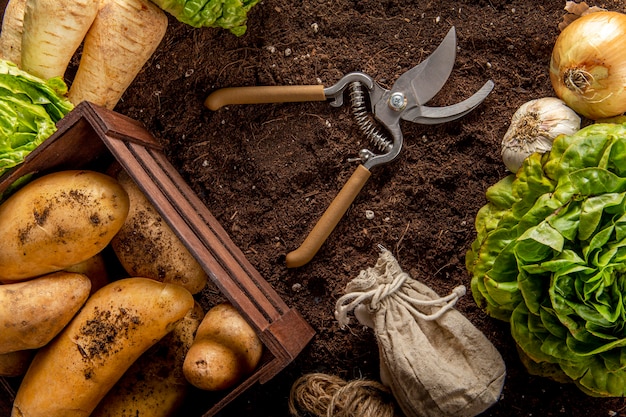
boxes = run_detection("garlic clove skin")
[501,97,581,173]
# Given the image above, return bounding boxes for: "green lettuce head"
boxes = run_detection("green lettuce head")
[150,0,259,36]
[466,122,626,397]
[0,60,73,178]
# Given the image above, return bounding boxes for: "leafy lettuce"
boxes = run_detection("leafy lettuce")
[0,60,73,177]
[466,122,626,396]
[150,0,260,36]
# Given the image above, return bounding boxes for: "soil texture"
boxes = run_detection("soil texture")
[5,0,626,416]
[110,0,626,416]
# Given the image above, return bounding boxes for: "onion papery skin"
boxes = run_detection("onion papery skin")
[550,11,626,120]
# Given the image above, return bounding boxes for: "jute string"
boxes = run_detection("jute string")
[334,269,466,328]
[288,373,397,417]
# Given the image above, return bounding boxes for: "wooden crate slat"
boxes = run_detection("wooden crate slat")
[0,102,315,417]
[148,149,292,312]
[129,143,288,319]
[102,135,273,329]
[83,101,162,149]
[134,156,316,365]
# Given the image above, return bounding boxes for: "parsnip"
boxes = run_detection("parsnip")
[0,0,27,66]
[20,0,99,80]
[68,0,168,109]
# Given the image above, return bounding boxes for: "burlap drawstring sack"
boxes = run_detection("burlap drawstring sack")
[334,247,506,417]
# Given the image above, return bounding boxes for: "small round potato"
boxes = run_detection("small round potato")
[183,339,243,391]
[183,303,263,391]
[111,170,208,294]
[0,170,129,282]
[198,303,264,374]
[0,271,92,354]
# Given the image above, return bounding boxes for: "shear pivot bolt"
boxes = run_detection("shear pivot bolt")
[389,92,407,111]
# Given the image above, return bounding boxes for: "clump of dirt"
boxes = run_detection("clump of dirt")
[75,306,141,380]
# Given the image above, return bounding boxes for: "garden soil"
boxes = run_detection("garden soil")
[5,0,626,416]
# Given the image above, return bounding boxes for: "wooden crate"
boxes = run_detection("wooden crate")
[0,101,315,416]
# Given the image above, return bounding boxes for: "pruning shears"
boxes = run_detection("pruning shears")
[205,27,494,268]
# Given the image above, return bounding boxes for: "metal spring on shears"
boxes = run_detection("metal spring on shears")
[348,81,392,153]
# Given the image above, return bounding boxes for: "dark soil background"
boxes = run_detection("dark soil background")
[4,0,626,416]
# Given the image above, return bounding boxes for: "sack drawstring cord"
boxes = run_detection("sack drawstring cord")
[334,270,466,328]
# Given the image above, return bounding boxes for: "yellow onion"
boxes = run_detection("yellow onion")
[550,11,626,120]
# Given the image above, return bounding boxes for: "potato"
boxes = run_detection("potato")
[0,271,91,354]
[91,302,204,417]
[183,303,263,391]
[11,277,194,417]
[0,170,130,282]
[65,253,110,294]
[184,339,243,391]
[111,170,208,294]
[0,350,35,377]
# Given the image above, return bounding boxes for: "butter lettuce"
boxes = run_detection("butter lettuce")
[0,60,73,177]
[150,0,259,36]
[466,122,626,396]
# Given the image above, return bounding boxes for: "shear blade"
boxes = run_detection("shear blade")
[391,27,458,105]
[402,80,495,124]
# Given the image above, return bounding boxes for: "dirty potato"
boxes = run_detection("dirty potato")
[91,302,204,417]
[0,271,91,354]
[11,277,194,417]
[110,170,208,294]
[0,170,129,282]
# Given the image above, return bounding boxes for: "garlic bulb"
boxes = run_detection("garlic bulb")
[501,97,581,173]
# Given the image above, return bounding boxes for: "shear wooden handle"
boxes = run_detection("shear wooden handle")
[286,164,372,268]
[205,85,326,110]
